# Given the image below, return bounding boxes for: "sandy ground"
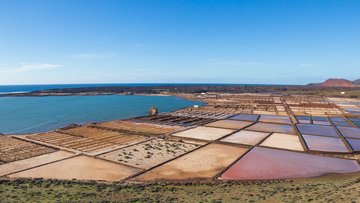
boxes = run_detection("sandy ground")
[94,121,182,136]
[172,126,235,141]
[260,133,304,151]
[204,120,253,129]
[132,143,248,182]
[0,151,74,177]
[99,139,198,169]
[220,130,270,145]
[9,156,142,181]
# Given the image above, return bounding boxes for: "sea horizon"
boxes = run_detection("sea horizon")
[0,83,292,94]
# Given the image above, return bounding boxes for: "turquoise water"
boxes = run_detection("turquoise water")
[0,95,204,134]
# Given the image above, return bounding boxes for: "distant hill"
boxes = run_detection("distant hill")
[309,78,358,87]
[354,79,360,85]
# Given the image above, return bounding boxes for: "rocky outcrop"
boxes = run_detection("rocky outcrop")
[310,79,358,87]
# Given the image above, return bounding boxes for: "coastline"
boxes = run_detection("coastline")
[1,84,360,98]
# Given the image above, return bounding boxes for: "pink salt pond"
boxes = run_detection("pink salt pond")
[219,147,360,180]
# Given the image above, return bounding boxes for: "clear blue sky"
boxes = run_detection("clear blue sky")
[0,0,359,85]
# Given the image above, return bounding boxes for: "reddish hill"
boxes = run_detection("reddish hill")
[313,79,358,87]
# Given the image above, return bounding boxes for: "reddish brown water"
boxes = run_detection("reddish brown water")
[219,147,360,180]
[297,124,339,137]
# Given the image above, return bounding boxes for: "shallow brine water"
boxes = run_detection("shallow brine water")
[0,95,204,134]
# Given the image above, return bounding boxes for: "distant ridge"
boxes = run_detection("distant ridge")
[354,79,360,85]
[309,78,358,87]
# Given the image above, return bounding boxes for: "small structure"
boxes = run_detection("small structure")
[149,106,158,116]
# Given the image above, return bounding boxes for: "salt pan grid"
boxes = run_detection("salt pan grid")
[258,115,292,124]
[346,138,360,151]
[312,120,332,126]
[297,124,339,137]
[168,109,234,119]
[220,130,270,146]
[9,155,142,181]
[329,117,352,127]
[132,143,248,182]
[205,120,253,130]
[260,133,304,151]
[98,139,198,169]
[348,117,360,127]
[312,116,329,121]
[312,116,331,125]
[337,126,360,139]
[0,136,56,164]
[246,123,297,135]
[93,121,181,136]
[229,114,260,122]
[296,116,312,124]
[25,132,143,154]
[172,126,235,141]
[0,151,74,177]
[60,126,148,144]
[129,115,216,127]
[202,100,279,115]
[5,94,360,183]
[219,147,360,180]
[302,134,349,153]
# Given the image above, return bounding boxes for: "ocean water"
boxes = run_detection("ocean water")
[0,95,204,134]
